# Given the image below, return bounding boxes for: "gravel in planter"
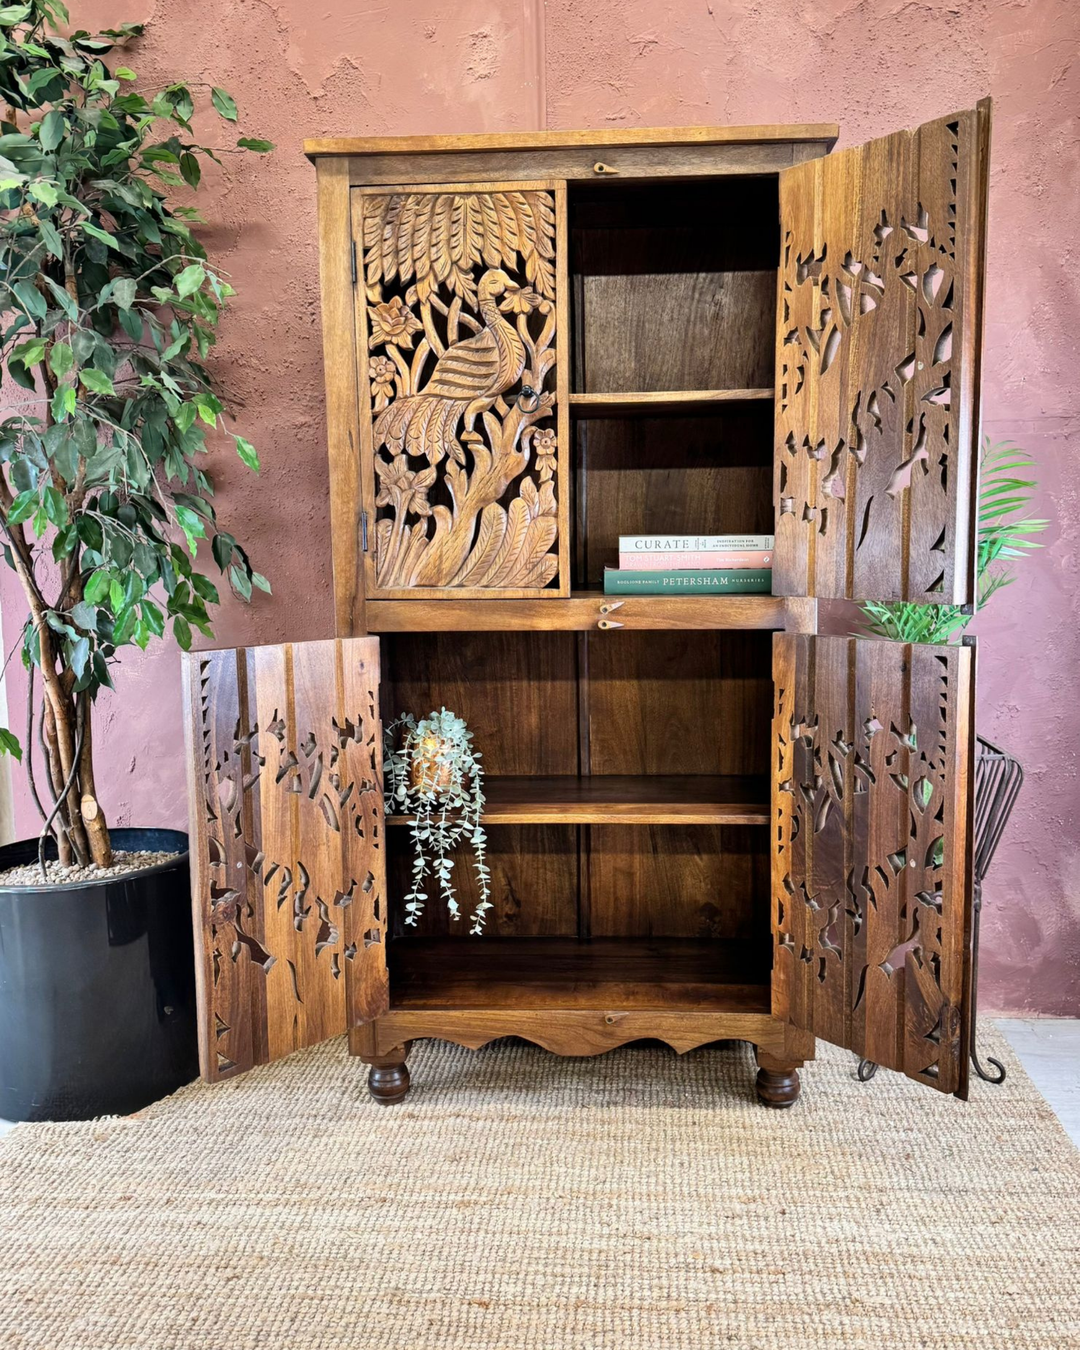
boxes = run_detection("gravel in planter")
[0,850,182,887]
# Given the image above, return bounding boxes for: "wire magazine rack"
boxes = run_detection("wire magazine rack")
[857,736,1024,1088]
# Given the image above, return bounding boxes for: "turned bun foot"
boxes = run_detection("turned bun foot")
[364,1043,412,1105]
[755,1050,802,1108]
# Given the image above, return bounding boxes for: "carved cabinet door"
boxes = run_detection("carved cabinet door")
[773,102,991,604]
[352,180,570,600]
[181,639,387,1083]
[771,635,976,1097]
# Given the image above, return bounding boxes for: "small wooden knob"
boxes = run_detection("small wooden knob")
[593,161,618,176]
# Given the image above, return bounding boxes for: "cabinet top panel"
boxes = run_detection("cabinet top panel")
[304,123,840,161]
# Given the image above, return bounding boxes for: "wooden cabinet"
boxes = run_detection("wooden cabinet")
[183,112,990,1106]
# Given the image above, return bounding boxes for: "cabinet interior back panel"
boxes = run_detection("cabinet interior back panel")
[579,407,774,585]
[389,825,580,939]
[588,824,770,940]
[586,630,772,777]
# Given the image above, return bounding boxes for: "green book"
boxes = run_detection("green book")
[603,568,773,595]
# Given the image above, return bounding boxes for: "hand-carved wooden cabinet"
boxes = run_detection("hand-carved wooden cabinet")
[183,110,990,1107]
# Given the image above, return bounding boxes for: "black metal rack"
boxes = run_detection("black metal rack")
[858,735,1024,1087]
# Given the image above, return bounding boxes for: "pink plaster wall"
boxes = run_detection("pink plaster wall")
[1,0,1077,1014]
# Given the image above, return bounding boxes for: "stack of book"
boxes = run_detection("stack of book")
[603,534,774,594]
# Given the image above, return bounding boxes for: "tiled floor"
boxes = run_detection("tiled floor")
[2,1019,1078,1142]
[998,1018,1080,1146]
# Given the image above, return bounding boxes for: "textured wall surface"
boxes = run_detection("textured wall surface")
[1,0,1077,1014]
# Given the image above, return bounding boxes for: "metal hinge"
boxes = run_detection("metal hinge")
[350,239,357,284]
[360,510,368,552]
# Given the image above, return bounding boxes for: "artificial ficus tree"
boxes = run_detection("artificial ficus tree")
[0,1,273,870]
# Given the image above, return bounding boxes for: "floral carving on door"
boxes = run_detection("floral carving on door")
[773,107,989,605]
[358,183,566,595]
[771,635,975,1095]
[184,639,387,1082]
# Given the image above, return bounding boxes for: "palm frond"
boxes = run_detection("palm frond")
[855,436,1048,645]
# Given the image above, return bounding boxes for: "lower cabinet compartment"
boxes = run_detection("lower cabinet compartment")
[385,820,771,1013]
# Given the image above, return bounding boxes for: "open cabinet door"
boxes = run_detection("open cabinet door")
[774,102,991,603]
[772,635,976,1097]
[181,638,387,1083]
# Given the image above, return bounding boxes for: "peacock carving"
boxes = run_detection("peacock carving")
[374,269,526,467]
[361,188,562,593]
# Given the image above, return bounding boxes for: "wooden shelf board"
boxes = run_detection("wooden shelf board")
[569,388,774,417]
[365,591,786,632]
[388,937,771,1013]
[387,775,768,826]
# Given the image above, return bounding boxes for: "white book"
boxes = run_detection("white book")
[618,533,775,553]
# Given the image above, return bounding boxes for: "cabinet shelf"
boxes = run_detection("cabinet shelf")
[386,774,769,826]
[569,388,774,417]
[365,591,789,632]
[388,937,771,1012]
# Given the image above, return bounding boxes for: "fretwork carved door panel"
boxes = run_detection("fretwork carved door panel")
[771,635,976,1096]
[181,639,387,1083]
[353,180,570,599]
[773,103,990,604]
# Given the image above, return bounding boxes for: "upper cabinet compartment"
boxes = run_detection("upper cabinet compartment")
[773,104,990,605]
[570,177,778,397]
[354,181,569,598]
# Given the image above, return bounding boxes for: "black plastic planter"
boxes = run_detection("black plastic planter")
[0,827,198,1122]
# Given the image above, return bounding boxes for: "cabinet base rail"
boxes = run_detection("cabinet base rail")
[351,1010,812,1109]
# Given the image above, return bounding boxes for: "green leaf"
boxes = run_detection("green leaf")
[13,279,46,320]
[51,385,76,421]
[49,341,73,378]
[0,6,32,26]
[172,614,192,650]
[111,277,137,310]
[236,137,275,153]
[211,533,233,571]
[210,87,238,121]
[174,263,205,298]
[42,485,67,528]
[109,578,125,613]
[190,573,220,605]
[38,219,63,259]
[28,180,59,208]
[7,490,37,525]
[179,152,200,189]
[0,728,22,762]
[175,504,206,548]
[39,109,65,152]
[13,338,46,368]
[81,221,120,250]
[230,563,252,601]
[80,369,114,395]
[41,275,78,321]
[70,635,90,681]
[251,571,271,594]
[115,66,137,80]
[234,435,260,472]
[84,570,111,604]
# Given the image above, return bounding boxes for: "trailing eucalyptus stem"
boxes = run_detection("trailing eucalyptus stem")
[856,438,1048,643]
[0,1,274,866]
[383,708,492,934]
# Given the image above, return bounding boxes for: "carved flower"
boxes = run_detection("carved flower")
[369,295,423,350]
[499,285,544,315]
[375,454,436,518]
[370,355,396,409]
[533,426,557,481]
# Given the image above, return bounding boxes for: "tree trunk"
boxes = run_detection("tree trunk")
[78,694,112,867]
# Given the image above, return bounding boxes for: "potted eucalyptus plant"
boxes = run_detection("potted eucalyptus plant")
[0,1,272,1119]
[384,709,492,934]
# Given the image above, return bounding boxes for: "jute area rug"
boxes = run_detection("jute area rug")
[1,1030,1078,1350]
